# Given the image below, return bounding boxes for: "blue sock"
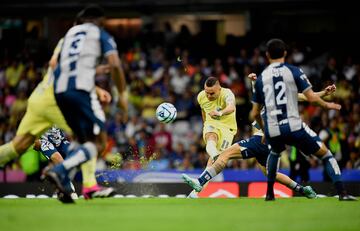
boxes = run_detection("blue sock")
[322,151,344,194]
[198,167,216,186]
[266,151,280,196]
[267,151,280,182]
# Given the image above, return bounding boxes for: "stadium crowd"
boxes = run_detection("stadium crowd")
[1,22,360,180]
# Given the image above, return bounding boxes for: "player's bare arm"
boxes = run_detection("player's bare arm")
[247,73,337,103]
[201,109,206,122]
[303,88,341,110]
[106,53,128,115]
[298,84,336,101]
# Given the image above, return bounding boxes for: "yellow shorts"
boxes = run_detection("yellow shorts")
[203,123,236,152]
[16,88,71,137]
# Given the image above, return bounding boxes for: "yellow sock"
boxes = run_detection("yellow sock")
[0,142,19,167]
[81,157,98,188]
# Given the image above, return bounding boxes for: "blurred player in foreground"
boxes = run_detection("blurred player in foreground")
[0,7,125,201]
[0,34,115,200]
[44,5,127,203]
[182,75,337,198]
[251,38,356,201]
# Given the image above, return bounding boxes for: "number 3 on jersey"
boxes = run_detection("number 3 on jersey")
[69,32,86,56]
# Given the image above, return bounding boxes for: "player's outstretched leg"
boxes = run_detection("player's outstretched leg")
[273,171,317,199]
[183,149,229,193]
[321,151,357,201]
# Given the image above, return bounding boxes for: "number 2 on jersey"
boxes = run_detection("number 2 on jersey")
[263,80,287,106]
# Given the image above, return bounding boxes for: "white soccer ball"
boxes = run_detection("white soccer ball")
[156,102,177,123]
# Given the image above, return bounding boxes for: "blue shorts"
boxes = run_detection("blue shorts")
[237,135,270,167]
[55,90,105,143]
[267,125,322,155]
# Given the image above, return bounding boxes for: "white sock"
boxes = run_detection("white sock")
[288,180,297,189]
[206,166,217,178]
[206,140,219,159]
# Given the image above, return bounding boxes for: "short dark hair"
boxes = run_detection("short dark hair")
[76,4,105,20]
[205,77,219,87]
[266,38,287,59]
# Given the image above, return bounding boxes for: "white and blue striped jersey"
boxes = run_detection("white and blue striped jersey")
[53,23,117,93]
[252,62,312,137]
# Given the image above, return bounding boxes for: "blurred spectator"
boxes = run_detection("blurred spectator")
[169,142,185,169]
[346,149,360,169]
[147,147,170,170]
[321,56,341,84]
[141,89,163,123]
[153,123,173,154]
[5,59,24,89]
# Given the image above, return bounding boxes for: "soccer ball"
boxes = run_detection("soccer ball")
[156,102,177,123]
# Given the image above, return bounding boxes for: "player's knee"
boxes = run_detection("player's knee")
[314,143,329,158]
[223,144,241,160]
[13,135,35,154]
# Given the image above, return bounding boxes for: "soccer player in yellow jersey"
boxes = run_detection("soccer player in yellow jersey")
[0,38,123,200]
[197,76,237,158]
[0,39,70,165]
[185,76,237,197]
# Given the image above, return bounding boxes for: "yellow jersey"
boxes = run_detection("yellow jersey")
[30,39,63,102]
[17,39,71,136]
[197,87,237,133]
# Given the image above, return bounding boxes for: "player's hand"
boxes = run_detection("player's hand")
[326,102,341,110]
[96,87,112,104]
[324,84,336,96]
[248,73,257,81]
[208,110,222,118]
[95,64,110,75]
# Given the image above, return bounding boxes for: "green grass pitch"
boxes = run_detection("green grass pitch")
[1,198,359,231]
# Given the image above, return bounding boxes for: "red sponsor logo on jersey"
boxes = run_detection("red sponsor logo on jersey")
[248,182,293,198]
[198,182,239,198]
